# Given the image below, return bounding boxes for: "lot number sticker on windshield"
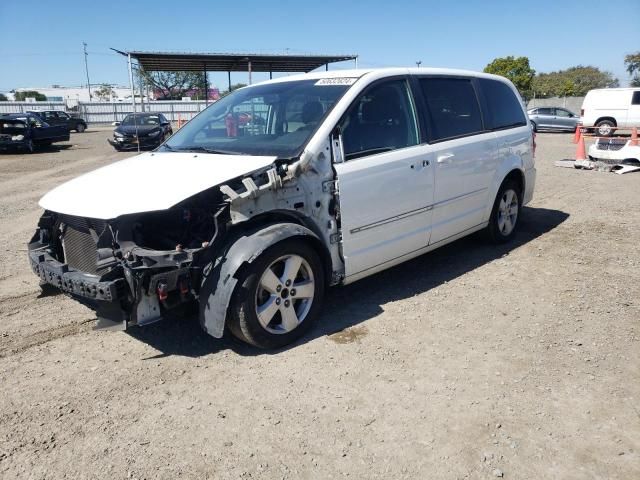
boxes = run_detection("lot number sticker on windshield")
[315,78,358,86]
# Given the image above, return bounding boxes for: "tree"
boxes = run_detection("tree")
[0,93,8,101]
[532,66,619,97]
[14,90,47,101]
[140,70,204,100]
[484,56,535,99]
[93,84,116,101]
[624,52,640,87]
[221,83,247,98]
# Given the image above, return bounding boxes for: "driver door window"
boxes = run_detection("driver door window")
[340,79,419,160]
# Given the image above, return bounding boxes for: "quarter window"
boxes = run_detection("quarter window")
[419,78,483,142]
[340,79,419,160]
[632,91,640,105]
[480,79,527,130]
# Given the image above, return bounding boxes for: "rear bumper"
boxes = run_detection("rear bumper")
[587,143,638,162]
[28,248,124,302]
[523,166,536,205]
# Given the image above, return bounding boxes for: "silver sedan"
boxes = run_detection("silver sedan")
[527,107,580,132]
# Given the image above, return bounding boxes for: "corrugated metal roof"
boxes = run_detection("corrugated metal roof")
[114,50,358,73]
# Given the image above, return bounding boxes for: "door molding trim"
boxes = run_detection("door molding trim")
[349,205,433,234]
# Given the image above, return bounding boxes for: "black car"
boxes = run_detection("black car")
[108,113,173,151]
[0,113,70,153]
[28,110,88,133]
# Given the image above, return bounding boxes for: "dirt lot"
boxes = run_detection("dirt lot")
[0,128,639,479]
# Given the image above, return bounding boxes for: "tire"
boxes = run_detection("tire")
[595,120,615,137]
[486,179,522,243]
[530,121,537,133]
[76,123,86,133]
[228,239,325,349]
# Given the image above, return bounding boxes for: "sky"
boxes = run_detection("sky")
[0,0,638,92]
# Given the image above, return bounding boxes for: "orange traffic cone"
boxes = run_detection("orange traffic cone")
[631,127,638,146]
[575,130,587,161]
[573,125,581,144]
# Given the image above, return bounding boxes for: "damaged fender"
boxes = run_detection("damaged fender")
[199,222,324,338]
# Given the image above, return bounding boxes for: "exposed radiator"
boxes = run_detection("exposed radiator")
[59,215,108,275]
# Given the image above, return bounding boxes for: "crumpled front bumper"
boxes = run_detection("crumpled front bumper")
[107,137,161,150]
[29,248,125,302]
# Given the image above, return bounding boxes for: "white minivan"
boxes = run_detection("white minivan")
[580,88,640,136]
[29,68,536,348]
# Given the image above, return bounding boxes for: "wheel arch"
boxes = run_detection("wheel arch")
[595,116,617,126]
[198,221,330,339]
[483,157,526,223]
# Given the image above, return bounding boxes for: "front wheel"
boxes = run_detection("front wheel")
[530,121,537,133]
[486,180,522,243]
[76,123,86,133]
[595,120,615,137]
[228,239,325,348]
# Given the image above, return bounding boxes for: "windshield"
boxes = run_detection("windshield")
[122,115,160,126]
[162,78,355,158]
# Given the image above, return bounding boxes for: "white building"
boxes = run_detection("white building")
[12,85,137,104]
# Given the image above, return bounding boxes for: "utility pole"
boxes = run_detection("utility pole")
[83,42,92,101]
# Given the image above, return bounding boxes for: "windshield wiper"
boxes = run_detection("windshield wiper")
[172,146,243,155]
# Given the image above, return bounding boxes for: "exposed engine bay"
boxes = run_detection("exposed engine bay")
[28,146,343,335]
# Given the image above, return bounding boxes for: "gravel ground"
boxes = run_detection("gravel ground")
[0,130,639,479]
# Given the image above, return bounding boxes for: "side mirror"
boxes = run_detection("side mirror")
[113,121,121,126]
[330,127,345,164]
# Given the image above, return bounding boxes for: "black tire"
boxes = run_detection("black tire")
[227,239,325,349]
[595,120,615,137]
[76,123,86,133]
[486,179,522,243]
[530,121,537,133]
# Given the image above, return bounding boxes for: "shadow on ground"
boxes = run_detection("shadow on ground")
[0,144,73,156]
[127,206,569,358]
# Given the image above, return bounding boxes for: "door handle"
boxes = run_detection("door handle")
[436,153,454,164]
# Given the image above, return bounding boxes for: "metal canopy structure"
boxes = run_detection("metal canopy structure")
[124,51,358,74]
[111,49,358,124]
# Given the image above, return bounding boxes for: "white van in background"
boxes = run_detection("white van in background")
[580,88,640,136]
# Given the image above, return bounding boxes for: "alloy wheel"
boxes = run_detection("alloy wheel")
[255,254,315,334]
[497,188,519,236]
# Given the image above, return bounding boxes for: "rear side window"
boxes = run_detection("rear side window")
[480,79,527,130]
[419,78,483,142]
[537,107,553,115]
[632,91,640,105]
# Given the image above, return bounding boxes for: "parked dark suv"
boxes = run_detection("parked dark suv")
[29,110,88,133]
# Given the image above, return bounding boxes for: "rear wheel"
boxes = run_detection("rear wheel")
[228,239,325,349]
[530,121,537,133]
[76,123,86,133]
[595,120,615,137]
[486,179,522,243]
